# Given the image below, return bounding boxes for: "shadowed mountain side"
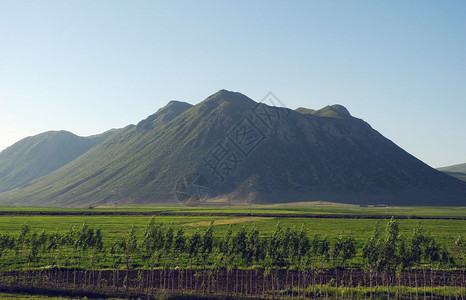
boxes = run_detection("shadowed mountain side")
[0,89,465,206]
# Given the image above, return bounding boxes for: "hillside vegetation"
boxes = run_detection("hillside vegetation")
[1,90,465,207]
[0,130,113,192]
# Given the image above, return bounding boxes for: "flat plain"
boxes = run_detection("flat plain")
[0,202,465,299]
[1,202,465,245]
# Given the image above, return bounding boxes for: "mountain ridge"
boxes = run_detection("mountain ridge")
[1,89,465,206]
[136,100,193,131]
[0,130,114,192]
[295,104,352,119]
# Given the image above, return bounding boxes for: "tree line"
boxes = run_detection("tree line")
[0,217,465,298]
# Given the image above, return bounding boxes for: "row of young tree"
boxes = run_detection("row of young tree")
[0,217,465,298]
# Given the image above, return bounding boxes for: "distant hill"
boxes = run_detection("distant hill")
[438,163,466,182]
[1,89,465,207]
[0,130,113,192]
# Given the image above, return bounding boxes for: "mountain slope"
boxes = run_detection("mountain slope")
[0,98,199,206]
[438,163,466,182]
[0,130,113,192]
[295,105,351,118]
[136,100,193,131]
[1,89,465,206]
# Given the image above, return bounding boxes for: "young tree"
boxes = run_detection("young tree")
[89,228,104,287]
[409,222,427,297]
[231,226,248,296]
[0,233,15,284]
[246,225,261,297]
[173,226,186,292]
[201,222,214,295]
[202,221,214,256]
[362,224,381,297]
[110,236,124,291]
[330,233,345,293]
[142,217,165,260]
[47,231,62,268]
[316,234,330,296]
[188,228,202,290]
[246,225,262,265]
[232,226,248,262]
[453,236,465,298]
[220,225,233,296]
[118,226,138,291]
[268,222,284,265]
[164,225,174,290]
[379,217,401,296]
[16,224,31,266]
[141,218,164,290]
[220,225,233,256]
[341,234,356,297]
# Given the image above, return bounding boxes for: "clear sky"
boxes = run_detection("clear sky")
[0,0,464,168]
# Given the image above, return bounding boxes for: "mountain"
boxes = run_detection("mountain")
[136,100,193,131]
[296,104,352,119]
[438,163,466,182]
[1,89,465,206]
[0,130,114,192]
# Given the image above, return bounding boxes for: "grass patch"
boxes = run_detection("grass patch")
[0,214,464,247]
[275,284,466,299]
[0,202,465,217]
[185,217,268,227]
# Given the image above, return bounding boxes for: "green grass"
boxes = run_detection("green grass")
[278,284,466,299]
[0,205,464,299]
[0,204,465,244]
[0,205,463,273]
[1,202,465,216]
[0,213,464,247]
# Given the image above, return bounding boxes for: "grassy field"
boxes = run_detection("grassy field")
[0,204,465,247]
[0,203,464,299]
[1,201,465,216]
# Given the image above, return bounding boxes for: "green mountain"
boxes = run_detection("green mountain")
[438,163,466,182]
[1,89,465,206]
[296,104,352,118]
[0,130,113,192]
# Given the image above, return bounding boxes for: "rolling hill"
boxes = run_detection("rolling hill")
[438,163,466,182]
[1,89,465,207]
[0,130,114,192]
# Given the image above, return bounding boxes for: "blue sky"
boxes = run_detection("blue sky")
[0,0,464,168]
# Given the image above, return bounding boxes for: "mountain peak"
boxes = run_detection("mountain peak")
[161,100,193,112]
[203,89,256,105]
[296,104,352,119]
[0,130,109,192]
[136,100,192,131]
[316,104,352,118]
[195,89,256,115]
